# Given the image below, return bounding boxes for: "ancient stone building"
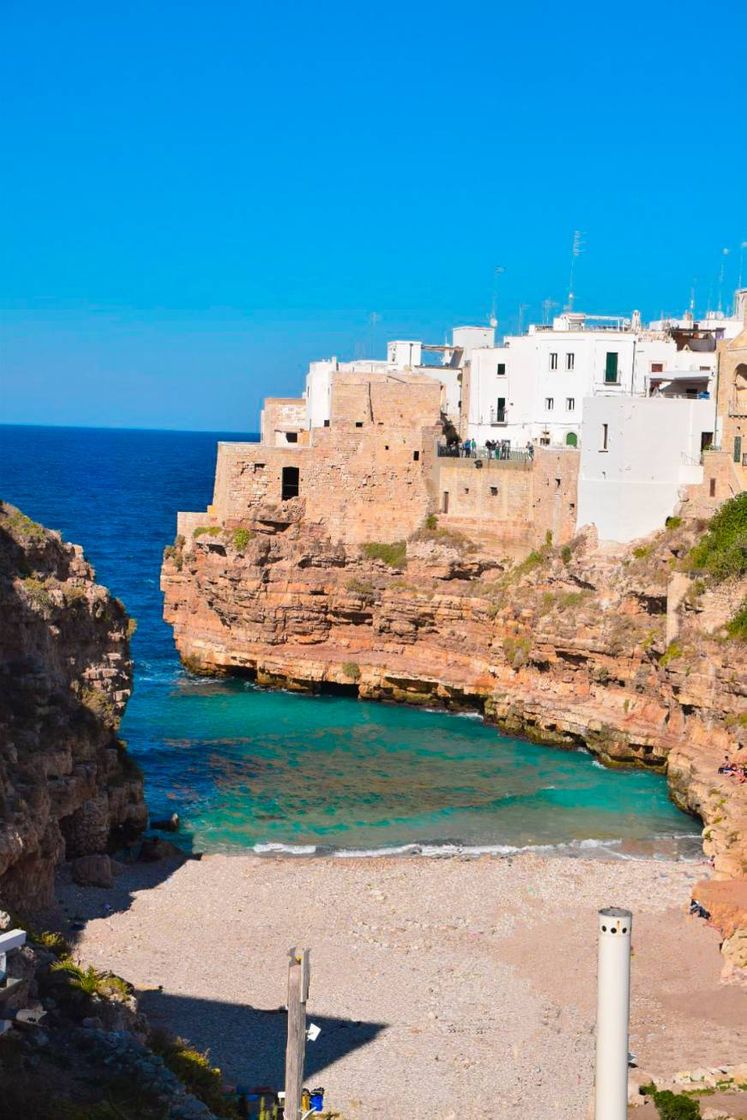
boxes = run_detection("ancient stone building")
[178,368,580,556]
[716,311,747,491]
[683,300,747,516]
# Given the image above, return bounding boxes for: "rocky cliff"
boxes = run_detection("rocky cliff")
[0,503,147,912]
[162,500,747,977]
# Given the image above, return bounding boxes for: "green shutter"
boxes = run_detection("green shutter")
[735,436,743,464]
[605,352,619,383]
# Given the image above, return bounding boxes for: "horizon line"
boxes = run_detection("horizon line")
[0,421,260,436]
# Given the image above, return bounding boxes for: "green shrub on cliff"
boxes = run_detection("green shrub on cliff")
[642,1085,701,1120]
[163,534,185,571]
[659,639,683,666]
[687,493,747,582]
[3,506,48,543]
[150,1032,240,1118]
[193,525,222,539]
[80,686,116,725]
[20,576,53,611]
[342,660,361,681]
[346,577,375,597]
[727,598,747,641]
[361,540,407,568]
[232,527,254,551]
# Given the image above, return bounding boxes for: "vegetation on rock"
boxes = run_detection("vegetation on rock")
[361,540,407,567]
[150,1031,240,1118]
[642,1085,701,1119]
[232,527,253,551]
[687,493,747,582]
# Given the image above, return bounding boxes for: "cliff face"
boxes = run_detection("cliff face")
[0,503,147,912]
[162,504,747,973]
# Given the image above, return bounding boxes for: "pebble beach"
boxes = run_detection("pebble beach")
[60,851,746,1120]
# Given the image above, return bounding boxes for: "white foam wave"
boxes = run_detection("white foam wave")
[250,837,639,860]
[253,842,319,855]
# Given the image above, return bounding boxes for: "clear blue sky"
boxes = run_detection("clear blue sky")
[1,0,745,431]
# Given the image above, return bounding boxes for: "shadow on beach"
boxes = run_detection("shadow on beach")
[138,988,387,1089]
[49,846,199,937]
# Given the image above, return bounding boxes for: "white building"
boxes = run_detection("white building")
[467,313,641,450]
[465,307,728,451]
[576,396,716,542]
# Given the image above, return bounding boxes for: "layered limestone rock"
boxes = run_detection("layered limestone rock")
[0,503,147,912]
[162,506,747,978]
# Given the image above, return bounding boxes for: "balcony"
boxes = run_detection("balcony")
[437,443,532,464]
[489,407,508,425]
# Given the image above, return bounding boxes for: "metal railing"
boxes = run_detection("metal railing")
[437,444,533,463]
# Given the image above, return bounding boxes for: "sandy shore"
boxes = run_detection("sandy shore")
[58,853,745,1120]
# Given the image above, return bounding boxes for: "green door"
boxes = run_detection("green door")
[735,436,743,464]
[605,352,619,384]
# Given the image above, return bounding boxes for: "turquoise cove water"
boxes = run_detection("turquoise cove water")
[0,425,701,858]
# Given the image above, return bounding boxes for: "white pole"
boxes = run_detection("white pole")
[594,907,632,1120]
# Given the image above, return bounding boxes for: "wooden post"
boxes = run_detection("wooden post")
[284,947,310,1120]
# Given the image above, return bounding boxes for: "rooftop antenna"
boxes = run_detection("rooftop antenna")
[367,311,381,359]
[739,241,747,293]
[517,303,529,334]
[567,230,584,312]
[542,298,557,325]
[489,265,506,329]
[717,247,729,314]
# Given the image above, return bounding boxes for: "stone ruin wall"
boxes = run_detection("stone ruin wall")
[180,372,581,555]
[205,375,444,546]
[260,397,310,446]
[435,448,580,554]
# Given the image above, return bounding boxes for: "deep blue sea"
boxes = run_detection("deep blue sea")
[0,425,701,858]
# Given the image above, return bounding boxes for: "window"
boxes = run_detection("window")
[286,431,298,443]
[601,423,609,451]
[545,397,554,410]
[496,396,506,422]
[651,362,664,373]
[566,397,575,411]
[412,450,420,461]
[605,352,619,384]
[555,477,561,488]
[565,431,578,447]
[709,478,716,498]
[281,466,300,500]
[566,353,575,371]
[490,486,498,496]
[735,436,743,465]
[323,419,330,428]
[442,491,449,513]
[254,463,265,472]
[550,352,558,370]
[497,362,506,376]
[355,421,364,428]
